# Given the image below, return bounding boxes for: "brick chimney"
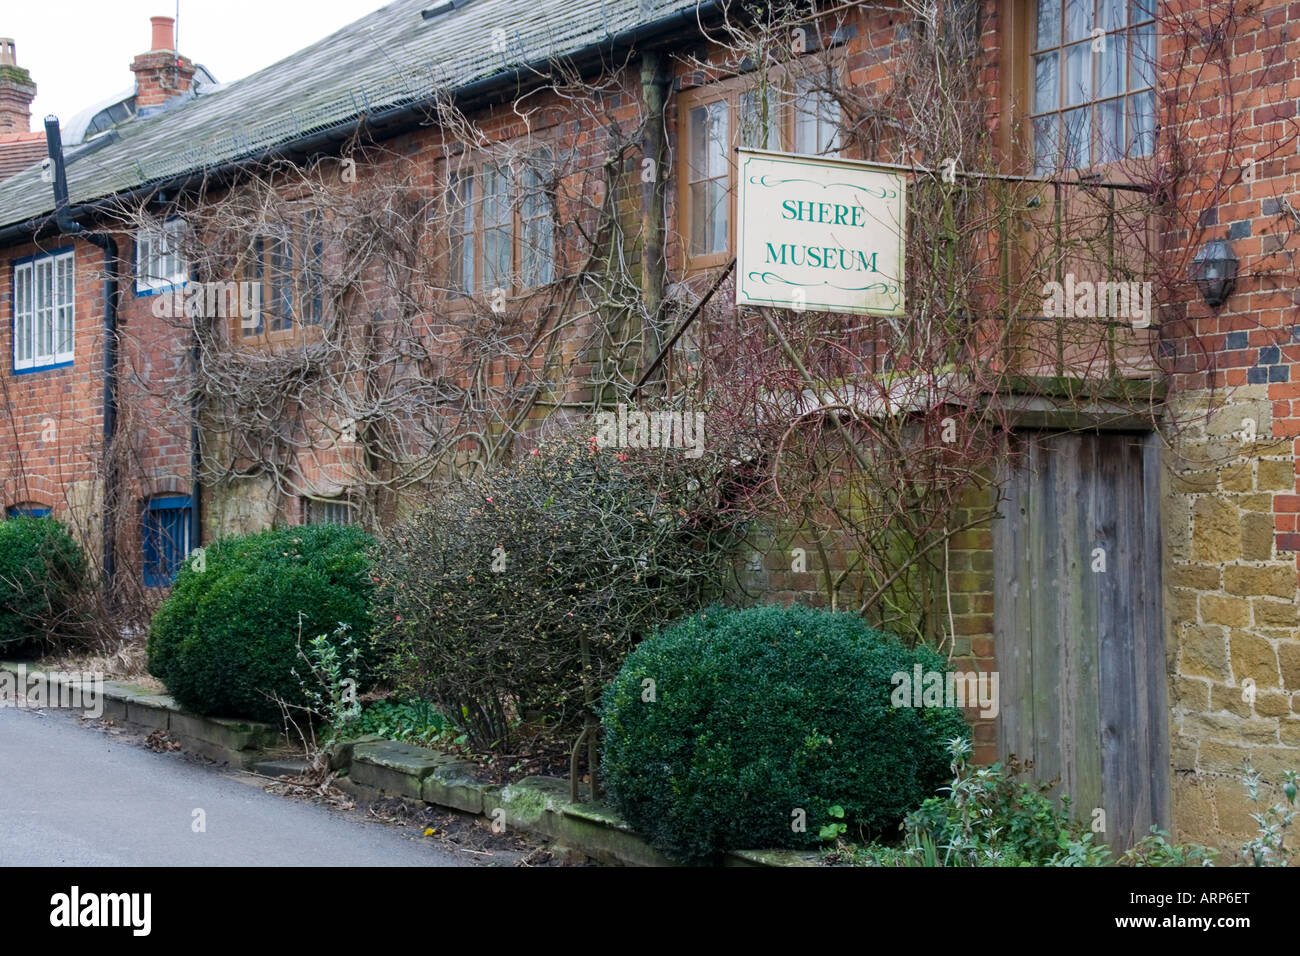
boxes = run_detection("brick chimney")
[0,39,37,134]
[130,16,196,114]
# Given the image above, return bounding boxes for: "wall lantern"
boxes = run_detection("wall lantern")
[1190,239,1238,309]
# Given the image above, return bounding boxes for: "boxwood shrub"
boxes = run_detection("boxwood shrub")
[600,604,969,864]
[0,515,88,653]
[147,524,376,722]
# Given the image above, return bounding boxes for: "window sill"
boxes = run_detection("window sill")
[135,280,188,298]
[1026,157,1154,190]
[236,324,326,350]
[516,277,562,295]
[13,360,73,376]
[681,252,732,276]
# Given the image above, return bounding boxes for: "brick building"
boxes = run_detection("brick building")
[0,0,1296,857]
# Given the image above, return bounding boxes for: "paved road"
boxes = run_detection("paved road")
[0,707,473,866]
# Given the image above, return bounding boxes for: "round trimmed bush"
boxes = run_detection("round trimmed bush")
[0,515,88,653]
[147,524,376,722]
[600,604,970,864]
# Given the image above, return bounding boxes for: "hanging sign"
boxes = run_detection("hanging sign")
[735,148,905,316]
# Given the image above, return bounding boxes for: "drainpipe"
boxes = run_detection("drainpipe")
[189,265,202,557]
[44,116,119,592]
[639,50,669,349]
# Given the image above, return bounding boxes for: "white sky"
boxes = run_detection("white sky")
[6,0,390,126]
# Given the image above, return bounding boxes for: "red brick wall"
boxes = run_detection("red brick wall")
[0,235,106,543]
[0,228,196,578]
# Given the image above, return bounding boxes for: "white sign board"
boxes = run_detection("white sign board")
[735,149,905,316]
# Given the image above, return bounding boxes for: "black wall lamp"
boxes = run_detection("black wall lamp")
[1190,239,1238,309]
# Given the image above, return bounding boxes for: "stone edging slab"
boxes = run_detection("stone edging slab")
[335,735,822,867]
[0,660,279,767]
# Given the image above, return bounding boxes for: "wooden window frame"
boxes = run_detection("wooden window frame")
[448,169,476,295]
[677,57,846,275]
[1010,0,1156,174]
[447,145,557,298]
[234,209,326,347]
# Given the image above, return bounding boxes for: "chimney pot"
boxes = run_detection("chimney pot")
[132,16,195,112]
[150,16,175,52]
[0,39,15,67]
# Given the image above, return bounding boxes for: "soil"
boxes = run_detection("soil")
[477,744,585,785]
[359,796,587,866]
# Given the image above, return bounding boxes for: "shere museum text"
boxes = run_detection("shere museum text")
[763,199,880,274]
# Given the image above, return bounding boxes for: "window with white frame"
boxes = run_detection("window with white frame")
[135,218,188,293]
[13,249,75,372]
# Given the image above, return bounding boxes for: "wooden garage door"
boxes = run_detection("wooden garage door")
[994,430,1168,851]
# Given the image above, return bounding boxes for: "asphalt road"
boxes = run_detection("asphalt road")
[0,706,473,866]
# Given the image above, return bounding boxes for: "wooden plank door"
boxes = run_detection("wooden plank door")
[994,429,1168,851]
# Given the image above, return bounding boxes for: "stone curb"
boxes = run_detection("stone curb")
[340,735,822,867]
[0,660,280,768]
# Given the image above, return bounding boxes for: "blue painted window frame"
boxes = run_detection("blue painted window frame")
[142,495,193,588]
[5,504,51,518]
[12,246,75,374]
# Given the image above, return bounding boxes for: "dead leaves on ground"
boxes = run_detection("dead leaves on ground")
[144,730,182,752]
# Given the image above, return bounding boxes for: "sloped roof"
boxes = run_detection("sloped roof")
[62,66,218,146]
[0,0,708,232]
[0,132,45,183]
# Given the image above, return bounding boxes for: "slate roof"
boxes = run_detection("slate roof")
[0,0,708,232]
